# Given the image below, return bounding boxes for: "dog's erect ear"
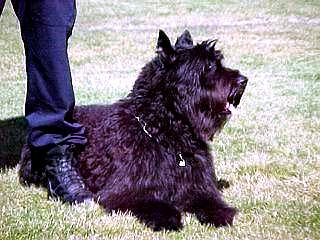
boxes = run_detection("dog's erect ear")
[206,39,218,53]
[206,39,223,60]
[175,29,193,49]
[157,30,175,65]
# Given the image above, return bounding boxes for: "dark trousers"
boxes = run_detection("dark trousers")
[1,1,87,150]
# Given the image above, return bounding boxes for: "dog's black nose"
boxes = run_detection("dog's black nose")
[230,74,248,108]
[237,75,248,85]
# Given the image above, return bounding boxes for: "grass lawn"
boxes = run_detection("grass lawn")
[0,0,319,239]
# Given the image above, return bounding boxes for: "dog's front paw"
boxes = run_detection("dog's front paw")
[197,206,238,227]
[132,199,183,231]
[211,206,238,227]
[147,209,183,231]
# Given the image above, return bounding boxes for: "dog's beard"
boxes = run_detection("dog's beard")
[194,108,232,141]
[209,112,232,140]
[208,82,245,139]
[207,99,239,140]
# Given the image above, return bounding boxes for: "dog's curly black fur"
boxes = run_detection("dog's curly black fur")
[19,30,248,231]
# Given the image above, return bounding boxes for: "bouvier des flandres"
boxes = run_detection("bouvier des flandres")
[19,30,248,231]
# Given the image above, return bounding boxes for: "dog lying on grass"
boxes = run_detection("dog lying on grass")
[19,30,248,231]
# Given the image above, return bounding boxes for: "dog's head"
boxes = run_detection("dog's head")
[132,30,248,140]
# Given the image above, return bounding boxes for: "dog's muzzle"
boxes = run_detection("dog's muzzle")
[228,75,248,108]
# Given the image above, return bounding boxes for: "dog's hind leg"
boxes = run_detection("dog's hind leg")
[188,192,238,227]
[129,198,183,231]
[18,144,46,187]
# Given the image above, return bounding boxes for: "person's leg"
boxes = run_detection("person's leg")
[13,0,87,149]
[0,0,6,17]
[12,0,92,203]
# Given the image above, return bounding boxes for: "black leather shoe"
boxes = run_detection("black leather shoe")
[44,144,93,204]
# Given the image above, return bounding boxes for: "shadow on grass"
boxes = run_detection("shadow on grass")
[0,116,27,170]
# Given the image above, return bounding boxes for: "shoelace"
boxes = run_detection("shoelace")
[57,159,86,194]
[47,150,89,197]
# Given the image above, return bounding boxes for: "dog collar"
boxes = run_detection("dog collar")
[134,115,186,167]
[134,115,152,138]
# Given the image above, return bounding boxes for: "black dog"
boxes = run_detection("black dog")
[19,30,248,231]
